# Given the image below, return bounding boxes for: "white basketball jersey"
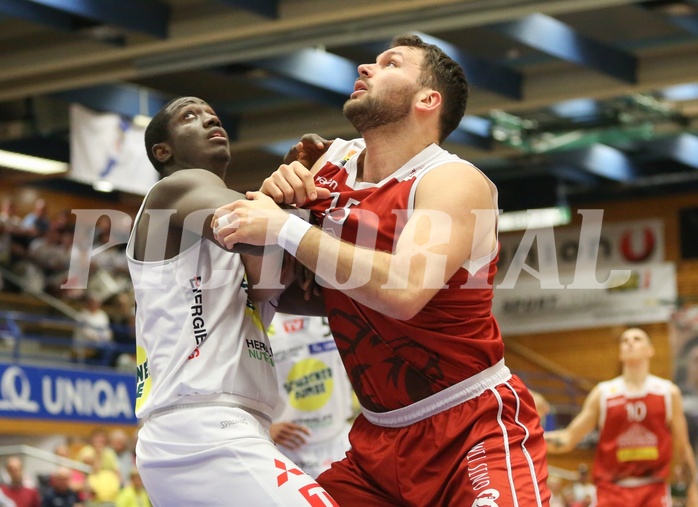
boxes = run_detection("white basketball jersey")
[269,313,355,443]
[126,198,278,420]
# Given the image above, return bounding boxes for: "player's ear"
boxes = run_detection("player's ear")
[415,89,442,113]
[153,142,172,165]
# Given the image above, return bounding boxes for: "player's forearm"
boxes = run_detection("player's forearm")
[544,430,576,454]
[294,226,427,320]
[686,478,698,507]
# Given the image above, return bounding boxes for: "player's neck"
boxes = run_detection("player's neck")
[359,128,436,183]
[622,361,651,389]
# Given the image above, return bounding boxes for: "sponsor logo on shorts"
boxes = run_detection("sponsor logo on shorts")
[220,418,248,429]
[472,488,501,507]
[467,441,501,506]
[274,459,339,506]
[274,459,304,487]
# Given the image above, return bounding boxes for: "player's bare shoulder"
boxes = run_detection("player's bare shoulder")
[146,169,225,210]
[415,161,494,211]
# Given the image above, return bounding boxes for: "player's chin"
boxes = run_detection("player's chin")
[229,243,269,256]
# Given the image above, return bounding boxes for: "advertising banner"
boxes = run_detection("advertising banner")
[0,362,136,425]
[493,262,677,335]
[70,103,157,195]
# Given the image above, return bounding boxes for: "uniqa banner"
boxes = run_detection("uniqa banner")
[0,362,136,424]
[69,103,158,195]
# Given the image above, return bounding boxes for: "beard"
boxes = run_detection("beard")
[343,84,416,133]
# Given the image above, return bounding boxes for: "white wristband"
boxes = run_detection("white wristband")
[277,214,312,256]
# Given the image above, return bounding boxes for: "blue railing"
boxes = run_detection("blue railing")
[0,309,135,368]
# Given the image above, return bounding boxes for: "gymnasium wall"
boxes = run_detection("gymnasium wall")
[500,190,698,472]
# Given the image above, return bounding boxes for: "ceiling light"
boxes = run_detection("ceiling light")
[133,115,152,128]
[0,149,68,175]
[499,206,571,233]
[93,181,114,193]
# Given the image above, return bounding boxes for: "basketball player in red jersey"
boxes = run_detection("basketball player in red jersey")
[546,327,698,507]
[214,34,550,506]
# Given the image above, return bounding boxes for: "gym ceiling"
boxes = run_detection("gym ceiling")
[0,0,697,211]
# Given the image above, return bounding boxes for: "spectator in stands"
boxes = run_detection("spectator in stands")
[0,197,24,272]
[109,291,136,344]
[115,468,150,507]
[40,467,80,507]
[20,198,49,238]
[75,429,119,477]
[108,429,135,486]
[567,463,597,506]
[547,475,567,507]
[0,456,41,507]
[46,227,82,300]
[49,209,73,235]
[72,294,113,364]
[51,445,84,496]
[23,226,63,293]
[79,452,119,505]
[0,198,21,228]
[87,219,131,304]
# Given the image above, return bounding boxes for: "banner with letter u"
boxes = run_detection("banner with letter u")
[0,362,136,425]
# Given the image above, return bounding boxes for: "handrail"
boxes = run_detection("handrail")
[547,465,580,481]
[0,445,92,473]
[0,265,80,321]
[0,309,135,366]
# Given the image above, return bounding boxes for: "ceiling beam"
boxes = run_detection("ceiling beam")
[0,0,655,87]
[362,34,522,99]
[254,49,356,97]
[548,98,603,123]
[447,116,493,150]
[645,134,698,169]
[492,13,637,83]
[414,33,523,99]
[254,77,346,108]
[547,144,637,181]
[50,83,169,119]
[216,0,278,18]
[0,0,78,31]
[20,0,170,38]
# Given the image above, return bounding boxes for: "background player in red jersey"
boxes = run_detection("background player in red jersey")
[546,327,698,507]
[213,34,549,506]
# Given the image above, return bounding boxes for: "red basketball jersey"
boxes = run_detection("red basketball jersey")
[594,375,673,484]
[304,138,504,412]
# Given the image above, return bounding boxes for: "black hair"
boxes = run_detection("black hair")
[144,97,180,174]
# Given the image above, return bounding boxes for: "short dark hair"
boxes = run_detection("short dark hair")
[390,34,469,143]
[620,326,652,343]
[144,97,180,174]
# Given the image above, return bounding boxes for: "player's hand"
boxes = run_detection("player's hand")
[270,422,311,450]
[214,192,289,250]
[283,133,333,167]
[296,263,321,301]
[260,161,331,206]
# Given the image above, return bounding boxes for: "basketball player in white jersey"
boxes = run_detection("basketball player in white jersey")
[126,96,337,507]
[268,313,356,479]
